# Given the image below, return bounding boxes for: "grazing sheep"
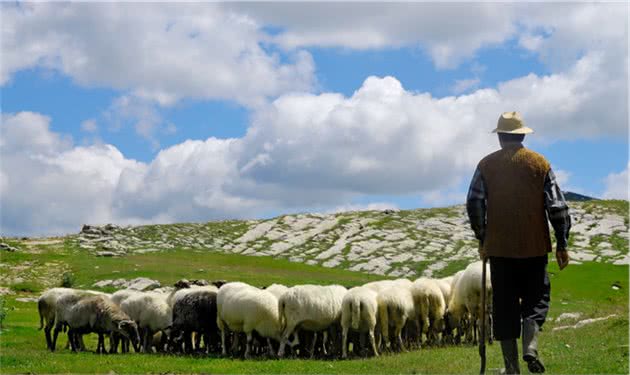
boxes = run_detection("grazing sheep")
[65,295,140,353]
[216,285,283,359]
[377,285,416,352]
[264,283,288,299]
[120,292,172,353]
[446,261,492,345]
[49,289,107,351]
[340,287,379,358]
[38,288,75,350]
[277,284,347,358]
[111,289,143,306]
[167,285,218,308]
[170,289,219,354]
[435,277,453,307]
[412,278,446,345]
[363,278,412,293]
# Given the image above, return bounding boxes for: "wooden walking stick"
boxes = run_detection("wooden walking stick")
[479,251,487,374]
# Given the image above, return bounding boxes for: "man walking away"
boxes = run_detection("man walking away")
[466,112,571,374]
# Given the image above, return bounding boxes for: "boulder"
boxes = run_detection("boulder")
[127,277,160,291]
[0,243,18,252]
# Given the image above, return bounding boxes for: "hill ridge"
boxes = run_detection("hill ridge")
[70,200,629,278]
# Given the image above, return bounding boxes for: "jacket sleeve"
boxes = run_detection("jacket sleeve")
[466,166,487,244]
[544,169,572,250]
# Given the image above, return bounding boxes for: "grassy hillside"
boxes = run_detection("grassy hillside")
[0,200,627,373]
[0,241,627,374]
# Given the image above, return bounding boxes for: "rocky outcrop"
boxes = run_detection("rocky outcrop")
[69,201,628,278]
[92,277,161,291]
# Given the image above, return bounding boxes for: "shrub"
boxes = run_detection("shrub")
[61,272,75,288]
[0,296,7,328]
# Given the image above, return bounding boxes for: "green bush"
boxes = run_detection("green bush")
[61,272,75,288]
[0,296,7,328]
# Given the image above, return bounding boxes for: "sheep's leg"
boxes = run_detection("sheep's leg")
[277,322,296,358]
[266,338,275,358]
[231,333,240,355]
[44,321,53,350]
[219,324,227,356]
[341,327,348,359]
[194,331,202,352]
[51,323,62,352]
[184,331,193,354]
[369,329,379,357]
[395,322,406,352]
[142,329,152,353]
[68,329,77,352]
[244,332,253,360]
[321,331,328,356]
[308,332,318,359]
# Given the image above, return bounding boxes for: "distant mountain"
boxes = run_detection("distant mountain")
[563,191,597,202]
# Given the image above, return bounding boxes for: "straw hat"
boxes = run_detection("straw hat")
[492,111,533,134]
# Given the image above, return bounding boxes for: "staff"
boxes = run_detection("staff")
[479,253,487,374]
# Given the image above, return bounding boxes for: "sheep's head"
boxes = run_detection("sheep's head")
[212,279,227,288]
[174,279,191,289]
[117,320,141,352]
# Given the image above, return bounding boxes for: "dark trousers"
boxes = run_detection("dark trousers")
[489,255,550,340]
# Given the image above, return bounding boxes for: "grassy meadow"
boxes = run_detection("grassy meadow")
[0,239,627,374]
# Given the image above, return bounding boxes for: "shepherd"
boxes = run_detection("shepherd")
[466,112,572,374]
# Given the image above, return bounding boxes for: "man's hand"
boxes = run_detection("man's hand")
[478,242,487,261]
[556,248,569,270]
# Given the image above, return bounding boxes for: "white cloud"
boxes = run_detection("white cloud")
[603,164,629,200]
[80,119,98,133]
[554,169,571,187]
[230,2,517,69]
[324,202,399,215]
[451,78,480,94]
[1,3,315,107]
[229,2,627,74]
[0,112,144,235]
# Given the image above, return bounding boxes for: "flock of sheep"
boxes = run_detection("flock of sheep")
[37,260,492,359]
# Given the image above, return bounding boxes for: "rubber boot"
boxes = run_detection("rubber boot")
[522,319,545,373]
[500,339,521,374]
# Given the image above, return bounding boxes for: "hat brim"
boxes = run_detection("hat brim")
[491,127,534,134]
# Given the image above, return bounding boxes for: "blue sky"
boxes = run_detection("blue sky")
[1,2,627,235]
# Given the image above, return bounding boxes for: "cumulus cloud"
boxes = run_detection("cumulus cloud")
[0,112,270,236]
[1,2,315,107]
[230,2,517,69]
[229,2,627,74]
[2,45,625,235]
[603,164,629,200]
[0,112,144,235]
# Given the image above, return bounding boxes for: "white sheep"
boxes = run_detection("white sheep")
[49,289,107,351]
[277,284,347,358]
[38,288,76,350]
[412,277,446,345]
[120,292,172,352]
[363,278,412,293]
[435,277,453,308]
[377,285,416,352]
[264,283,288,299]
[216,284,283,359]
[340,286,379,358]
[446,261,492,344]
